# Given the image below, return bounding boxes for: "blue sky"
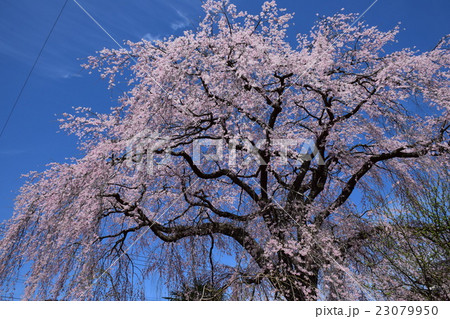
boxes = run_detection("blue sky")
[0,0,449,299]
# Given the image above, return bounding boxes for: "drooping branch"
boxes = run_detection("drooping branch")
[147,219,268,269]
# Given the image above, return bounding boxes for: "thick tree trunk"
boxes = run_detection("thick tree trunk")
[269,253,319,301]
[260,205,320,300]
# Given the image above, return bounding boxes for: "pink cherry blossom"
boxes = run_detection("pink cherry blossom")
[0,0,448,300]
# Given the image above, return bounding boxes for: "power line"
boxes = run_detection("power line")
[0,0,70,140]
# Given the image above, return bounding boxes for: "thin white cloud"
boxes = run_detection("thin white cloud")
[142,33,161,42]
[170,9,190,30]
[35,64,84,80]
[61,72,83,79]
[0,40,33,62]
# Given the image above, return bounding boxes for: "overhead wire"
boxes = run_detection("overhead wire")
[0,0,70,140]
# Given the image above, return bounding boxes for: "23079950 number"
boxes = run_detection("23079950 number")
[376,306,438,316]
